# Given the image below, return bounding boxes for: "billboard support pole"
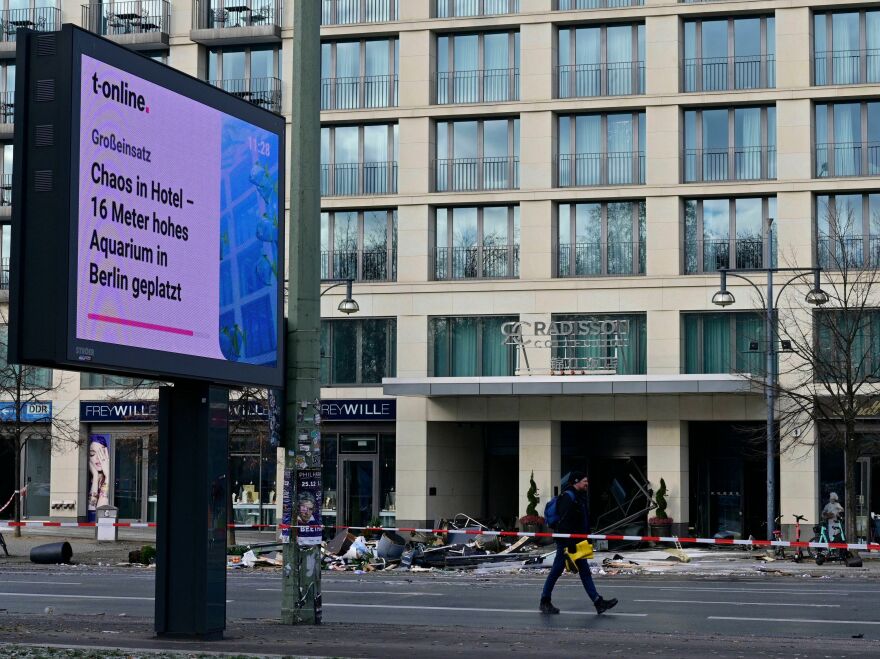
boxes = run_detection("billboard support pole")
[282,0,322,625]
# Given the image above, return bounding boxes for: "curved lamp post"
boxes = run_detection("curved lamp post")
[320,278,359,315]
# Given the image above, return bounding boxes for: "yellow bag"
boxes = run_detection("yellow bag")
[563,540,594,573]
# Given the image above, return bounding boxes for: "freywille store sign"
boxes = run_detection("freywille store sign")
[501,320,630,374]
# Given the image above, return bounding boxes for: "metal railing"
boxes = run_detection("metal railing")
[321,0,398,25]
[434,156,519,192]
[814,50,880,86]
[321,249,397,281]
[321,161,398,196]
[0,91,12,124]
[815,142,880,178]
[192,0,281,29]
[817,235,880,270]
[434,0,519,17]
[684,238,770,273]
[321,75,398,110]
[0,6,60,42]
[557,152,645,187]
[555,62,645,98]
[0,174,11,207]
[556,0,643,9]
[433,245,519,280]
[683,146,776,183]
[82,1,170,37]
[434,68,520,104]
[557,241,645,277]
[0,257,8,291]
[683,55,776,92]
[209,77,282,114]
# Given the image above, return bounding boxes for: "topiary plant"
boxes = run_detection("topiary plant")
[652,478,670,521]
[525,471,539,517]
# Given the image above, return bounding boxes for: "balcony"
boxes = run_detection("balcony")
[209,77,281,114]
[321,75,398,111]
[321,162,398,197]
[0,6,60,54]
[81,1,170,51]
[191,0,281,46]
[555,0,643,9]
[815,142,880,179]
[557,241,645,277]
[818,235,880,270]
[321,0,398,25]
[556,62,644,98]
[683,147,776,183]
[0,91,12,136]
[557,152,645,187]
[434,69,519,105]
[0,173,10,207]
[815,51,880,87]
[685,238,773,274]
[433,0,519,18]
[683,55,776,92]
[434,157,519,192]
[321,249,397,282]
[433,245,519,280]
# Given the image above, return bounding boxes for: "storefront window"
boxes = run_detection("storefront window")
[230,433,277,526]
[322,434,338,533]
[380,434,395,525]
[23,433,50,517]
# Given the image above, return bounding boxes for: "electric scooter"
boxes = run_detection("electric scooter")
[791,514,807,563]
[814,519,846,566]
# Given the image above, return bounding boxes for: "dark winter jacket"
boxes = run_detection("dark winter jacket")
[555,487,591,536]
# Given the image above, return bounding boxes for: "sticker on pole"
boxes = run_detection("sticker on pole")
[296,469,322,546]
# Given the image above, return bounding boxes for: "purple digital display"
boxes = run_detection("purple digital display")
[76,55,280,368]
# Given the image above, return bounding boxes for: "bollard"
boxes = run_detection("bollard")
[96,505,119,542]
[30,541,73,564]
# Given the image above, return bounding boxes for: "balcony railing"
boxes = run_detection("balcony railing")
[193,0,281,29]
[434,69,520,104]
[0,257,8,291]
[321,0,398,25]
[321,161,398,196]
[0,174,11,207]
[321,249,397,281]
[434,157,519,192]
[434,0,519,18]
[557,152,645,187]
[684,238,773,274]
[209,77,282,114]
[433,245,519,280]
[555,62,644,98]
[683,55,776,92]
[82,1,170,38]
[557,241,645,277]
[818,235,880,270]
[0,91,12,125]
[815,142,880,178]
[321,75,398,110]
[0,6,60,42]
[683,146,776,183]
[556,0,643,9]
[814,50,880,87]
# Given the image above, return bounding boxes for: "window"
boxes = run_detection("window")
[208,47,281,114]
[321,319,396,385]
[0,0,59,42]
[684,197,777,273]
[321,209,397,281]
[0,143,10,208]
[436,31,519,104]
[683,106,776,182]
[557,24,644,98]
[551,314,647,375]
[435,118,519,191]
[816,310,880,381]
[321,0,398,25]
[0,326,52,389]
[142,50,168,65]
[322,39,398,110]
[202,0,280,29]
[683,16,775,92]
[435,0,519,18]
[431,316,517,377]
[814,10,880,86]
[230,432,277,526]
[815,102,880,178]
[434,206,519,280]
[0,62,13,126]
[85,1,170,36]
[80,373,157,389]
[557,201,645,277]
[321,124,399,196]
[556,0,643,9]
[682,313,766,376]
[0,222,9,290]
[816,194,880,270]
[557,112,645,187]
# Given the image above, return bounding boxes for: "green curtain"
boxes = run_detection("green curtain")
[553,314,646,375]
[735,314,764,376]
[683,315,700,373]
[432,318,450,376]
[702,314,731,374]
[481,316,515,376]
[451,317,478,377]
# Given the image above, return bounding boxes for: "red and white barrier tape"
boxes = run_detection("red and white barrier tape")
[0,488,24,515]
[1,521,878,552]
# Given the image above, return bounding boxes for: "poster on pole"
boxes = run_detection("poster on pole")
[296,469,322,546]
[87,434,111,522]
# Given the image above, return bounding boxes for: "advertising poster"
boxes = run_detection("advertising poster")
[87,434,111,522]
[280,467,291,543]
[296,469,322,546]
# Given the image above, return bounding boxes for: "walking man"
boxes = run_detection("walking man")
[540,471,618,615]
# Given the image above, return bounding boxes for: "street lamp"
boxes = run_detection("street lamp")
[711,266,828,541]
[320,278,359,315]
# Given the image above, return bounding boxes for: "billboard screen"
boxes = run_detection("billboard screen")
[11,27,285,387]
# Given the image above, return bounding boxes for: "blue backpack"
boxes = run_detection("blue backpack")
[544,490,575,529]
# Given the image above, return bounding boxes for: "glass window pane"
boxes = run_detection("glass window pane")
[366,40,391,76]
[222,50,246,80]
[364,125,388,162]
[250,48,274,78]
[482,207,508,245]
[483,120,509,158]
[331,322,357,384]
[361,319,388,384]
[451,317,478,377]
[453,121,478,159]
[481,317,513,376]
[454,34,478,71]
[607,202,633,275]
[832,13,859,85]
[334,126,358,163]
[575,27,600,65]
[702,20,728,60]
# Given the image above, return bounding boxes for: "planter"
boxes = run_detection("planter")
[648,521,673,537]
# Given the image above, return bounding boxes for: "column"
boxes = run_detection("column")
[520,110,554,191]
[519,421,561,519]
[779,426,819,538]
[776,100,813,182]
[645,195,680,278]
[647,420,689,535]
[399,0,430,21]
[520,22,553,103]
[399,30,432,108]
[647,309,680,375]
[519,200,553,280]
[776,191,813,269]
[645,15,679,97]
[397,204,430,284]
[775,8,811,89]
[398,116,432,196]
[395,397,429,527]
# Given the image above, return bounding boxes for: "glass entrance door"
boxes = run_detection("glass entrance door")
[709,457,744,537]
[340,456,378,527]
[114,437,144,520]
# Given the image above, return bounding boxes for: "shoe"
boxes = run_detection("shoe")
[594,597,618,615]
[539,597,560,614]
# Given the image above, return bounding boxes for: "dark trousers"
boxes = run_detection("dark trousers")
[541,540,600,603]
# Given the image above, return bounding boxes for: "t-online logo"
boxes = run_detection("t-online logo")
[91,72,149,113]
